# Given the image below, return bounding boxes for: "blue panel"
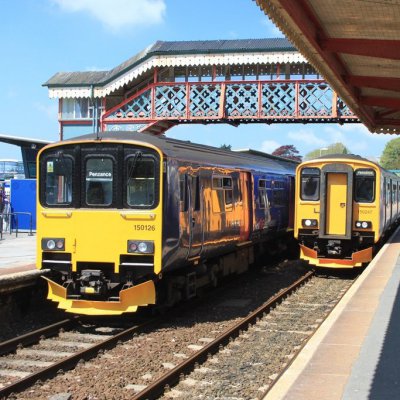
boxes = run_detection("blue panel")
[10,179,36,231]
[62,124,94,140]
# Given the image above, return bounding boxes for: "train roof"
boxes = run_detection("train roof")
[302,153,398,177]
[54,131,298,175]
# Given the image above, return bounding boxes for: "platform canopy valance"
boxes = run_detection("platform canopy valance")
[43,38,307,99]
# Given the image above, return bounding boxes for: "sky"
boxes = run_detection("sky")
[0,0,392,161]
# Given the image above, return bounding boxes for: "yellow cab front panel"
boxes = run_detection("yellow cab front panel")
[36,138,163,315]
[295,155,381,268]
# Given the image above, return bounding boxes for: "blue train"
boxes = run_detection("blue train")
[37,132,297,315]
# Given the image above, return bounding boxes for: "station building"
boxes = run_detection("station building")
[43,38,354,140]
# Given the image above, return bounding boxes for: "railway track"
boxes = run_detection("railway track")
[0,260,335,399]
[132,270,315,400]
[0,316,159,398]
[158,271,358,399]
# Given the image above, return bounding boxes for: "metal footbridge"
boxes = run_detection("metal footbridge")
[44,38,358,137]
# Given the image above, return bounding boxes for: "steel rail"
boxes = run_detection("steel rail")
[132,270,315,400]
[0,316,161,398]
[0,317,78,357]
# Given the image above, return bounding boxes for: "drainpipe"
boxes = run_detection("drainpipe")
[90,85,99,139]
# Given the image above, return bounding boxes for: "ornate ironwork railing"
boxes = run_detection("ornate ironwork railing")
[102,79,357,129]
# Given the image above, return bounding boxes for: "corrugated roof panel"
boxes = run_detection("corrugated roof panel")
[44,38,298,87]
[44,71,108,86]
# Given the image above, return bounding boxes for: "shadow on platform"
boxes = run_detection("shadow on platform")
[368,265,400,399]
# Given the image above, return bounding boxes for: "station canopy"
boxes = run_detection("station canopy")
[256,0,400,134]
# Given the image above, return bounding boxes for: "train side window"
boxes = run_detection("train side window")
[272,180,285,207]
[86,158,113,206]
[223,177,233,207]
[273,189,285,206]
[212,175,230,213]
[258,179,268,209]
[212,177,223,188]
[354,169,375,203]
[44,156,73,206]
[179,174,188,212]
[233,177,242,204]
[300,168,320,201]
[193,175,201,211]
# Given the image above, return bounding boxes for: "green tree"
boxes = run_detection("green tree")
[220,144,232,150]
[304,142,350,160]
[380,137,400,169]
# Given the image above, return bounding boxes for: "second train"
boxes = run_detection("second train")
[295,154,400,268]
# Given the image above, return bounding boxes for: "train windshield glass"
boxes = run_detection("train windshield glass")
[85,158,113,206]
[300,168,320,201]
[354,169,375,203]
[44,157,73,205]
[126,156,155,207]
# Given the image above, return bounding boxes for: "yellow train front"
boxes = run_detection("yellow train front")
[295,154,400,268]
[37,134,164,315]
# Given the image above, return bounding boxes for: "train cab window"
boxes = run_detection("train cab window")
[85,158,113,206]
[300,168,320,201]
[126,157,155,207]
[44,156,73,206]
[354,169,375,203]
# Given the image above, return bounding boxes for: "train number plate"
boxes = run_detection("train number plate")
[133,224,156,231]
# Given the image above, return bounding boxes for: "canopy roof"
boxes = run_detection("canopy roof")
[44,38,306,99]
[256,0,400,133]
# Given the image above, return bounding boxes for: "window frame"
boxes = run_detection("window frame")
[41,154,74,207]
[354,168,376,204]
[212,174,234,213]
[84,156,114,207]
[61,98,93,120]
[123,152,159,210]
[300,167,320,201]
[258,178,269,209]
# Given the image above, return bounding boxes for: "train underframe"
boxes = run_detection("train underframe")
[43,232,294,315]
[298,230,376,268]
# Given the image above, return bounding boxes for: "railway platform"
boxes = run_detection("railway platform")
[264,226,400,400]
[0,232,46,294]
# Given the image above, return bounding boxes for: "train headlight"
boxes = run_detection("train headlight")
[127,240,154,254]
[355,221,372,229]
[302,219,318,228]
[138,242,148,253]
[42,238,65,251]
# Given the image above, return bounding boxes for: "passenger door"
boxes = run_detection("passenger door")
[187,174,204,259]
[320,164,353,239]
